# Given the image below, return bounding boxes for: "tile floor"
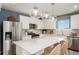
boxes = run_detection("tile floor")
[69,50,79,55]
[0,50,79,55]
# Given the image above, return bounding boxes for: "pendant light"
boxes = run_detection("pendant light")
[44,3,49,19]
[31,6,39,17]
[51,17,55,20]
[51,3,55,20]
[44,12,49,19]
[33,7,38,16]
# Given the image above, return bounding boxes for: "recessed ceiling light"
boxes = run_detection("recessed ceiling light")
[51,3,55,5]
[74,5,78,9]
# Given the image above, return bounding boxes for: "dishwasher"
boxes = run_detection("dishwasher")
[69,37,79,51]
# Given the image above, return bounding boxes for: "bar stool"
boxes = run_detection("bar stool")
[61,40,70,55]
[44,43,62,55]
[49,44,61,55]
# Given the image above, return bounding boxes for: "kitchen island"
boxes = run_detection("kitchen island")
[13,35,67,55]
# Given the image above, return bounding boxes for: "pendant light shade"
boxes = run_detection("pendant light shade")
[32,7,39,16]
[44,12,49,19]
[51,17,55,20]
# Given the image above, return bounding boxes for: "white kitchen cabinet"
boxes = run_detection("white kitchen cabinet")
[19,15,56,29]
[29,17,42,29]
[20,15,29,29]
[16,45,31,55]
[37,21,42,29]
[20,15,43,29]
[16,45,44,55]
[42,20,49,29]
[71,14,79,29]
[41,19,56,29]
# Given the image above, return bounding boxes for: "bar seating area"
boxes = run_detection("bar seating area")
[43,39,71,55]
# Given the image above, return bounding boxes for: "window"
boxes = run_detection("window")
[56,19,70,29]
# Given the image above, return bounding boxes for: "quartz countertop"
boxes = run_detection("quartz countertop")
[13,35,67,54]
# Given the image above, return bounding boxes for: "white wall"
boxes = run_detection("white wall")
[71,14,79,29]
[20,15,29,29]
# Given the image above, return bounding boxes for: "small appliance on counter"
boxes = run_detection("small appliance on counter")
[27,31,39,39]
[29,23,37,29]
[42,29,47,34]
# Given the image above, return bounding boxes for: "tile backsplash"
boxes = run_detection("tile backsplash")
[53,29,79,36]
[26,29,54,34]
[53,29,74,36]
[22,29,79,36]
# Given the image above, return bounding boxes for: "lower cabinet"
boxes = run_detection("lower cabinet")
[16,45,44,55]
[16,45,31,55]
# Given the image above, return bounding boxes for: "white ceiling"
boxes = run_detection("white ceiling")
[1,3,79,16]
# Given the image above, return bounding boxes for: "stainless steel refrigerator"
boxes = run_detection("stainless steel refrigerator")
[2,21,22,55]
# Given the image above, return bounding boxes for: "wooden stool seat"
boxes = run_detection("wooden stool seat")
[44,43,62,55]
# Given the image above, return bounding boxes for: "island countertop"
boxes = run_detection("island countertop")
[13,35,67,54]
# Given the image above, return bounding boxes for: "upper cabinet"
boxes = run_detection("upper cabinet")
[29,17,42,29]
[71,14,79,29]
[20,15,29,29]
[19,15,56,29]
[41,19,56,29]
[19,15,42,29]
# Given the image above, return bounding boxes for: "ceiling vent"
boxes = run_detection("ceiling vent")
[51,3,55,5]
